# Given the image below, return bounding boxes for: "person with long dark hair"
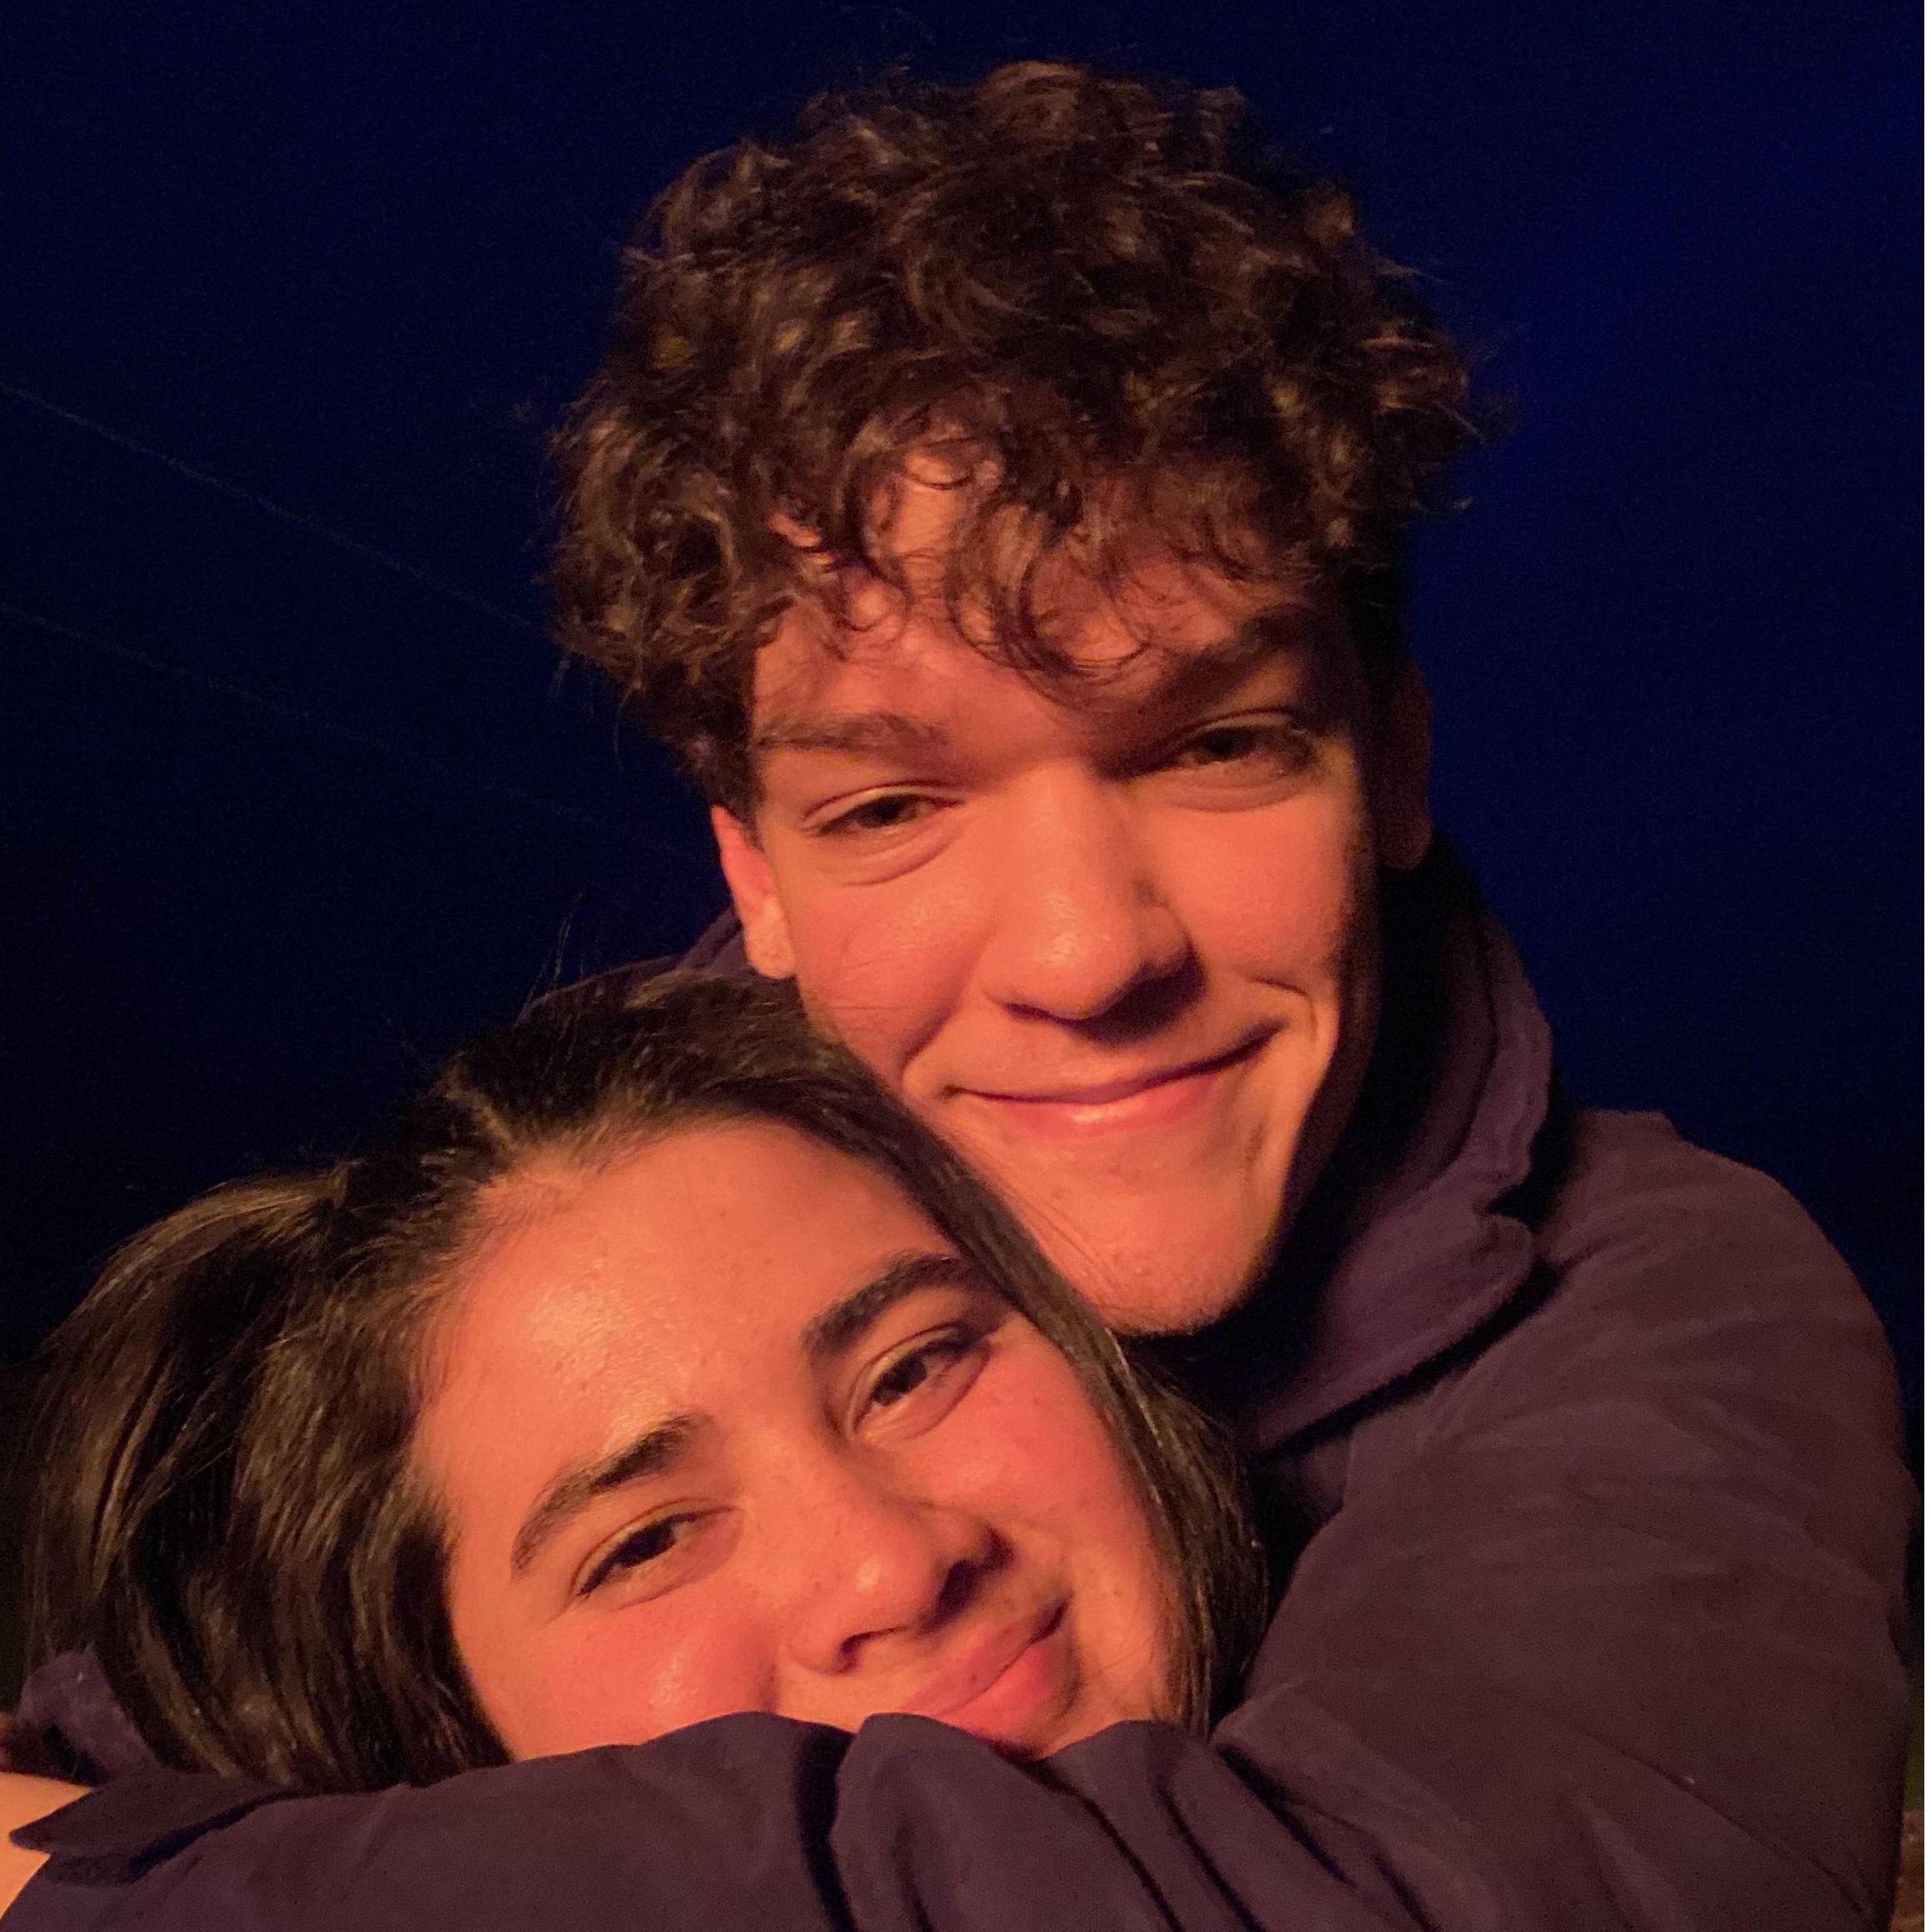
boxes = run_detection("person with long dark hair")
[1,973,1263,1913]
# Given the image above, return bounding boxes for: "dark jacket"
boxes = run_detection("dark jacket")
[11,849,1913,1929]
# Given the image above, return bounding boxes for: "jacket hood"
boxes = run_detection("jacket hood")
[1169,840,1554,1453]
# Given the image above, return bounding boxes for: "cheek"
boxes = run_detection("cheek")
[479,1607,773,1759]
[437,1491,773,1760]
[783,871,986,1077]
[968,1352,1173,1706]
[1160,793,1373,987]
[946,1344,1158,1568]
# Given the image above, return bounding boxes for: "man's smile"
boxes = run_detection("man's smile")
[943,1035,1274,1139]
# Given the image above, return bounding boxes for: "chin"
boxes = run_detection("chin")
[1049,1229,1266,1335]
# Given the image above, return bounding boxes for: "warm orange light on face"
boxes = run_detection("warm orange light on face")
[716,483,1428,1331]
[417,1123,1174,1760]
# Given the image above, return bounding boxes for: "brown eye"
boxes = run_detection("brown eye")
[819,793,942,836]
[1168,720,1310,771]
[858,1326,991,1432]
[1174,726,1258,764]
[581,1515,698,1595]
[869,1334,968,1408]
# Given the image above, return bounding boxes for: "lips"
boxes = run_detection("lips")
[905,1601,1073,1744]
[948,1036,1268,1138]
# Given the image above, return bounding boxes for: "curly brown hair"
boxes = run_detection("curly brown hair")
[553,61,1477,812]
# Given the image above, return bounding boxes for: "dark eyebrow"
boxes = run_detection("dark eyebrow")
[801,1250,984,1364]
[753,616,1322,763]
[1132,616,1321,708]
[752,712,952,759]
[509,1413,703,1579]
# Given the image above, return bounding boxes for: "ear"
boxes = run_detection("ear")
[711,807,798,979]
[1370,659,1433,872]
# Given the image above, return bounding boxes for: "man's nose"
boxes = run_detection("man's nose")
[977,776,1190,1024]
[776,1454,1000,1679]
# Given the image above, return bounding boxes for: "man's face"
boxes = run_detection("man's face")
[714,494,1431,1332]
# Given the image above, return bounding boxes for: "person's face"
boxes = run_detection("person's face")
[418,1121,1173,1762]
[713,485,1432,1332]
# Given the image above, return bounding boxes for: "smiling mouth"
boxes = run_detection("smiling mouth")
[953,1037,1268,1134]
[906,1602,1072,1744]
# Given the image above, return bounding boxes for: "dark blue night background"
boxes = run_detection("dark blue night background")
[3,0,1920,1470]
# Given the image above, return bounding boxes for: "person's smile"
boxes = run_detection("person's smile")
[904,1599,1075,1749]
[945,1035,1273,1140]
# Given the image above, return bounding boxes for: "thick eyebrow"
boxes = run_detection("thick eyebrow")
[509,1413,703,1579]
[752,711,952,759]
[1140,620,1301,704]
[751,617,1323,763]
[801,1250,984,1364]
[1103,623,1348,750]
[1123,613,1353,721]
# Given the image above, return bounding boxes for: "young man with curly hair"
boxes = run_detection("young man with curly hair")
[9,61,1912,1932]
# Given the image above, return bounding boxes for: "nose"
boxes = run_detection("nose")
[776,1451,1000,1679]
[977,774,1190,1024]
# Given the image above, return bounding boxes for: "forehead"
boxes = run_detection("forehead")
[744,463,1355,773]
[751,560,1348,755]
[425,1124,938,1425]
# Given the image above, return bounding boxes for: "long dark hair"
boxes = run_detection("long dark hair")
[25,973,1263,1792]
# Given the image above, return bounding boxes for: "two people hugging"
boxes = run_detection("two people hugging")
[3,61,1913,1932]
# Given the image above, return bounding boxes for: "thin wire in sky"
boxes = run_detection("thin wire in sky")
[0,378,546,638]
[3,601,681,856]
